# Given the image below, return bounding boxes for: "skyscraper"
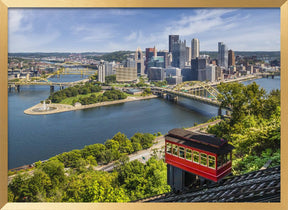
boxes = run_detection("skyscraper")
[191,38,200,59]
[186,46,191,66]
[191,57,208,81]
[145,47,157,73]
[218,42,228,69]
[135,47,145,76]
[157,50,169,68]
[169,35,179,53]
[147,67,165,81]
[171,39,187,69]
[104,62,114,77]
[98,60,105,83]
[228,49,235,67]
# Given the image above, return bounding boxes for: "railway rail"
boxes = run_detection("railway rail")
[138,166,280,202]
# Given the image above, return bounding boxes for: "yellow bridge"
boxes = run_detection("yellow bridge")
[8,78,89,92]
[173,81,220,99]
[48,67,96,77]
[152,80,235,115]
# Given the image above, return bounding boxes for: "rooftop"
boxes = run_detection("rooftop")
[166,128,234,155]
[139,166,280,202]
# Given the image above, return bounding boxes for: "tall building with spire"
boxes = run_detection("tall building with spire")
[218,42,228,69]
[191,38,200,59]
[135,47,145,76]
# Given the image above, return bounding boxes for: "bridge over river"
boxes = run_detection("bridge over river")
[150,76,257,115]
[8,78,89,92]
[152,86,220,107]
[151,86,228,116]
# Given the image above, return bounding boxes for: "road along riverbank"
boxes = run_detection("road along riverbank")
[24,95,158,115]
[95,119,221,172]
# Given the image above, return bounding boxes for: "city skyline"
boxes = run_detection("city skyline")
[8,8,280,53]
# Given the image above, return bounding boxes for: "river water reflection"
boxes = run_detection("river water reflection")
[8,75,280,169]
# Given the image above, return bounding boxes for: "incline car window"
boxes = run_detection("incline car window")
[186,148,192,161]
[179,147,185,158]
[172,144,178,156]
[166,143,172,154]
[200,153,207,166]
[208,155,216,169]
[193,151,199,163]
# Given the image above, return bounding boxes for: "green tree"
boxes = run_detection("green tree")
[81,180,129,202]
[263,89,280,119]
[130,133,155,149]
[56,150,82,168]
[144,157,170,196]
[81,143,106,164]
[40,158,65,187]
[112,132,134,154]
[217,82,248,124]
[105,139,121,161]
[86,155,97,166]
[244,82,266,117]
[8,173,31,202]
[28,169,52,201]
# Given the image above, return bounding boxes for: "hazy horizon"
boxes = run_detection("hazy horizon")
[8,50,281,54]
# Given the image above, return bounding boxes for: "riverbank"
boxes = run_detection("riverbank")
[24,95,158,115]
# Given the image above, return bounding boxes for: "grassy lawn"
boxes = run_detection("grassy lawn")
[59,92,144,106]
[60,92,103,105]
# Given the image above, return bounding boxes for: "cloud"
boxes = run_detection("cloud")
[8,9,62,52]
[8,9,33,33]
[164,9,238,37]
[9,32,61,52]
[152,9,279,51]
[8,8,280,52]
[72,24,116,42]
[125,31,138,41]
[121,9,242,50]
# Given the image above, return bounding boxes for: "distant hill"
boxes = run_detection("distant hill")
[8,51,133,63]
[201,51,280,61]
[8,52,106,58]
[87,51,133,62]
[9,50,280,62]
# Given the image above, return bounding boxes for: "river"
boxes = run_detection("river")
[8,75,280,169]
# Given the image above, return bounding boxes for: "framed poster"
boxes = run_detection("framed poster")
[0,0,287,209]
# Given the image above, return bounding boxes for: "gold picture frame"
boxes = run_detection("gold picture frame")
[0,0,287,209]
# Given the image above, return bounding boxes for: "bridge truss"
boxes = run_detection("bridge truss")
[174,81,220,100]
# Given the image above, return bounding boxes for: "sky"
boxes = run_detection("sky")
[8,8,280,53]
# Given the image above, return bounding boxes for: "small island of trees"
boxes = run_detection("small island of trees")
[48,82,128,106]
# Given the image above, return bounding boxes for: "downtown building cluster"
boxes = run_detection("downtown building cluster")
[100,35,236,84]
[7,36,279,83]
